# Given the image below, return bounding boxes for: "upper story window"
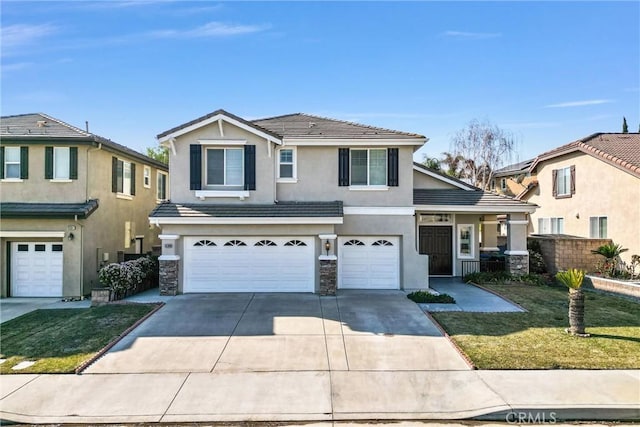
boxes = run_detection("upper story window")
[143,166,151,188]
[206,148,244,188]
[552,165,575,198]
[278,148,296,181]
[112,157,135,197]
[589,216,607,238]
[338,147,398,188]
[45,146,78,181]
[157,171,168,201]
[3,146,22,179]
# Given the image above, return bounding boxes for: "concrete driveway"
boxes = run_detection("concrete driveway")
[85,290,470,374]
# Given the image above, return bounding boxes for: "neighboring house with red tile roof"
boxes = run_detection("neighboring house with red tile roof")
[518,132,640,263]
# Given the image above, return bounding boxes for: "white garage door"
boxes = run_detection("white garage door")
[338,236,400,289]
[11,242,64,297]
[184,236,314,293]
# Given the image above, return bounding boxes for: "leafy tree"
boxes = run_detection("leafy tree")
[591,242,628,277]
[440,152,467,179]
[449,119,516,190]
[622,116,629,133]
[146,146,169,164]
[555,269,588,337]
[421,155,442,171]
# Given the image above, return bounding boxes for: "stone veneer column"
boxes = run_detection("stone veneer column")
[158,234,180,296]
[505,213,529,276]
[318,234,337,296]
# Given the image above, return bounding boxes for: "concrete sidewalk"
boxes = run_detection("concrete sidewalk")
[0,369,638,423]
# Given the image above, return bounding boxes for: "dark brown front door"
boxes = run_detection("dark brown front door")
[419,226,453,275]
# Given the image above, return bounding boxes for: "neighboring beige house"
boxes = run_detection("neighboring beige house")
[519,132,640,264]
[0,113,169,297]
[491,158,536,198]
[150,109,536,295]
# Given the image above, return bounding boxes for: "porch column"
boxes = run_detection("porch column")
[158,234,180,296]
[318,234,337,296]
[480,215,500,253]
[505,213,529,276]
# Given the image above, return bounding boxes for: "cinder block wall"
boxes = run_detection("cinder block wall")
[529,235,612,274]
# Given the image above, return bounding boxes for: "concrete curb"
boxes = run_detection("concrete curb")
[75,302,165,374]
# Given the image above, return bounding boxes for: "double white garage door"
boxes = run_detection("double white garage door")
[11,242,63,297]
[183,235,400,292]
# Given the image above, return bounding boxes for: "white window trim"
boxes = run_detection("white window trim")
[115,159,134,197]
[1,178,23,183]
[350,148,387,187]
[457,224,475,259]
[556,167,571,196]
[50,179,72,183]
[4,147,21,180]
[204,147,244,188]
[157,171,168,202]
[348,185,389,191]
[116,193,133,201]
[198,139,247,146]
[143,166,151,188]
[277,147,297,182]
[538,217,564,234]
[589,216,608,238]
[194,190,250,200]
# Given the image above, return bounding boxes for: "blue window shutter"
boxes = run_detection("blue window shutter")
[244,145,256,191]
[20,147,28,179]
[112,157,118,192]
[189,144,202,190]
[45,147,53,179]
[387,148,399,186]
[69,147,78,179]
[338,148,349,186]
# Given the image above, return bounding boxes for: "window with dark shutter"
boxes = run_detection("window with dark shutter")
[130,163,136,195]
[338,148,349,186]
[189,144,202,190]
[112,157,118,192]
[45,147,54,179]
[244,145,256,191]
[387,148,399,186]
[70,147,78,179]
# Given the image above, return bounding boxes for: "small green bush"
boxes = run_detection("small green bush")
[407,290,455,304]
[464,271,550,286]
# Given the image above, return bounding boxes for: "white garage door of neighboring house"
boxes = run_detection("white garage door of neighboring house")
[183,236,314,293]
[11,242,64,297]
[338,236,400,289]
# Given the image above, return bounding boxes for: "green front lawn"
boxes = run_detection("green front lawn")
[432,283,640,369]
[0,304,157,374]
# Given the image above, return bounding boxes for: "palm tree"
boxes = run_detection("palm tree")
[441,152,466,179]
[555,268,589,337]
[421,156,441,171]
[591,242,628,277]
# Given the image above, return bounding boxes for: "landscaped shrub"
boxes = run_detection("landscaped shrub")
[407,290,455,304]
[464,271,550,286]
[98,255,159,300]
[527,239,547,274]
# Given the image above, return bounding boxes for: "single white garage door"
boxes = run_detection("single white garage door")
[183,236,314,293]
[338,236,400,289]
[11,242,64,297]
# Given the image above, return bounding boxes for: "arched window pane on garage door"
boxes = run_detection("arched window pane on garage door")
[194,240,216,247]
[344,239,365,246]
[372,239,393,246]
[284,239,307,246]
[224,240,247,247]
[255,240,277,247]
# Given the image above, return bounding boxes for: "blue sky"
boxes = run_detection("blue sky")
[2,1,639,164]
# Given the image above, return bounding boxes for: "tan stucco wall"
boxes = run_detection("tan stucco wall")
[494,175,535,197]
[168,122,276,204]
[525,153,640,263]
[413,169,461,189]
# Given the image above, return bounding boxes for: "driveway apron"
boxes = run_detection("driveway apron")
[85,291,469,374]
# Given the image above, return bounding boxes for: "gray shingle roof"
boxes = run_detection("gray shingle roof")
[150,201,343,218]
[253,113,425,139]
[414,189,536,210]
[0,199,99,219]
[1,113,168,171]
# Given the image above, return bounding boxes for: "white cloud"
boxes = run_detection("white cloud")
[1,23,58,49]
[149,21,270,39]
[442,30,502,40]
[545,99,613,108]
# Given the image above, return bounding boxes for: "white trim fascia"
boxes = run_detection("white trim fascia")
[319,255,338,261]
[344,207,415,215]
[318,234,337,240]
[152,217,344,225]
[504,250,529,256]
[414,204,537,214]
[283,137,425,146]
[159,234,180,240]
[159,255,180,261]
[412,165,474,190]
[507,220,529,225]
[195,190,250,200]
[158,114,282,145]
[50,179,73,183]
[198,139,246,146]
[0,231,65,238]
[0,179,24,183]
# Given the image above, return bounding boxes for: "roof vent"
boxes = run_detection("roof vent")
[309,122,316,128]
[36,120,47,127]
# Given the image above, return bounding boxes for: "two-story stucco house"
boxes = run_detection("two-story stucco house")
[0,113,169,298]
[519,132,640,263]
[150,110,536,295]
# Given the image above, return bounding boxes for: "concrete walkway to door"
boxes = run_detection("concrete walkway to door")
[421,277,525,313]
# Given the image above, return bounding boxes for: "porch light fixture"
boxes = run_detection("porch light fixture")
[67,232,75,241]
[324,240,331,255]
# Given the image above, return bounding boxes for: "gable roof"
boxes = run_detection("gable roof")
[493,158,535,178]
[253,113,426,141]
[412,162,477,190]
[530,133,640,178]
[413,189,537,213]
[1,113,168,170]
